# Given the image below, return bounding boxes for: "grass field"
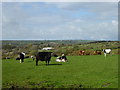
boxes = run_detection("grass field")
[2,55,118,88]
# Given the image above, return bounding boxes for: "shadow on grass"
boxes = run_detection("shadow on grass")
[48,63,62,65]
[36,63,62,66]
[25,60,33,62]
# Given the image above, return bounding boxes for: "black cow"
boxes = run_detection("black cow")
[36,52,52,66]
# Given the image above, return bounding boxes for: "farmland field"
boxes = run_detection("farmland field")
[2,55,118,88]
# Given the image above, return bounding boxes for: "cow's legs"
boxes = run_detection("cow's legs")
[33,58,35,61]
[48,60,50,65]
[20,59,22,63]
[22,59,24,63]
[46,60,48,65]
[36,59,38,66]
[20,59,24,63]
[104,53,106,57]
[45,60,50,65]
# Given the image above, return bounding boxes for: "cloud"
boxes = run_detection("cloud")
[46,19,118,40]
[46,2,118,19]
[2,2,118,40]
[112,20,118,25]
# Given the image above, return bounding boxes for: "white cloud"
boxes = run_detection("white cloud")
[112,20,118,25]
[45,2,118,19]
[2,2,118,40]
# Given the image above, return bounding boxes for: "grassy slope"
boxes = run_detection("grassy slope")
[2,55,118,88]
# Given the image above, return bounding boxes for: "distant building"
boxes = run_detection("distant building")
[42,47,54,50]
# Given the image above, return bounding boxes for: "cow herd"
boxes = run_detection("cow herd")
[79,49,112,57]
[14,49,112,66]
[2,48,112,66]
[16,52,68,66]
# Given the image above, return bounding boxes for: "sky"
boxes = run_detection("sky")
[2,2,118,40]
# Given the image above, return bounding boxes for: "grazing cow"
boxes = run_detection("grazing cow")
[35,52,52,66]
[79,50,85,55]
[103,49,112,57]
[19,52,25,63]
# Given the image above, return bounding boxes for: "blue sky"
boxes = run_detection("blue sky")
[2,2,118,40]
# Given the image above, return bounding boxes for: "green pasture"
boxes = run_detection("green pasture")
[2,55,118,88]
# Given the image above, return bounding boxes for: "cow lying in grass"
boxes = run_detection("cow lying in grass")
[56,57,65,62]
[56,54,68,62]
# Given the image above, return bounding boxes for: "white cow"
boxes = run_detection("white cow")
[56,57,62,62]
[103,49,112,57]
[21,52,25,55]
[56,56,66,62]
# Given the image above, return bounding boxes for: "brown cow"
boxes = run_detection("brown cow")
[85,52,91,55]
[79,50,85,55]
[94,51,102,55]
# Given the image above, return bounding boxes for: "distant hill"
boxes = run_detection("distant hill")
[1,40,119,59]
[2,40,107,46]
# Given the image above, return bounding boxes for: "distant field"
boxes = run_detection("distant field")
[2,55,118,88]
